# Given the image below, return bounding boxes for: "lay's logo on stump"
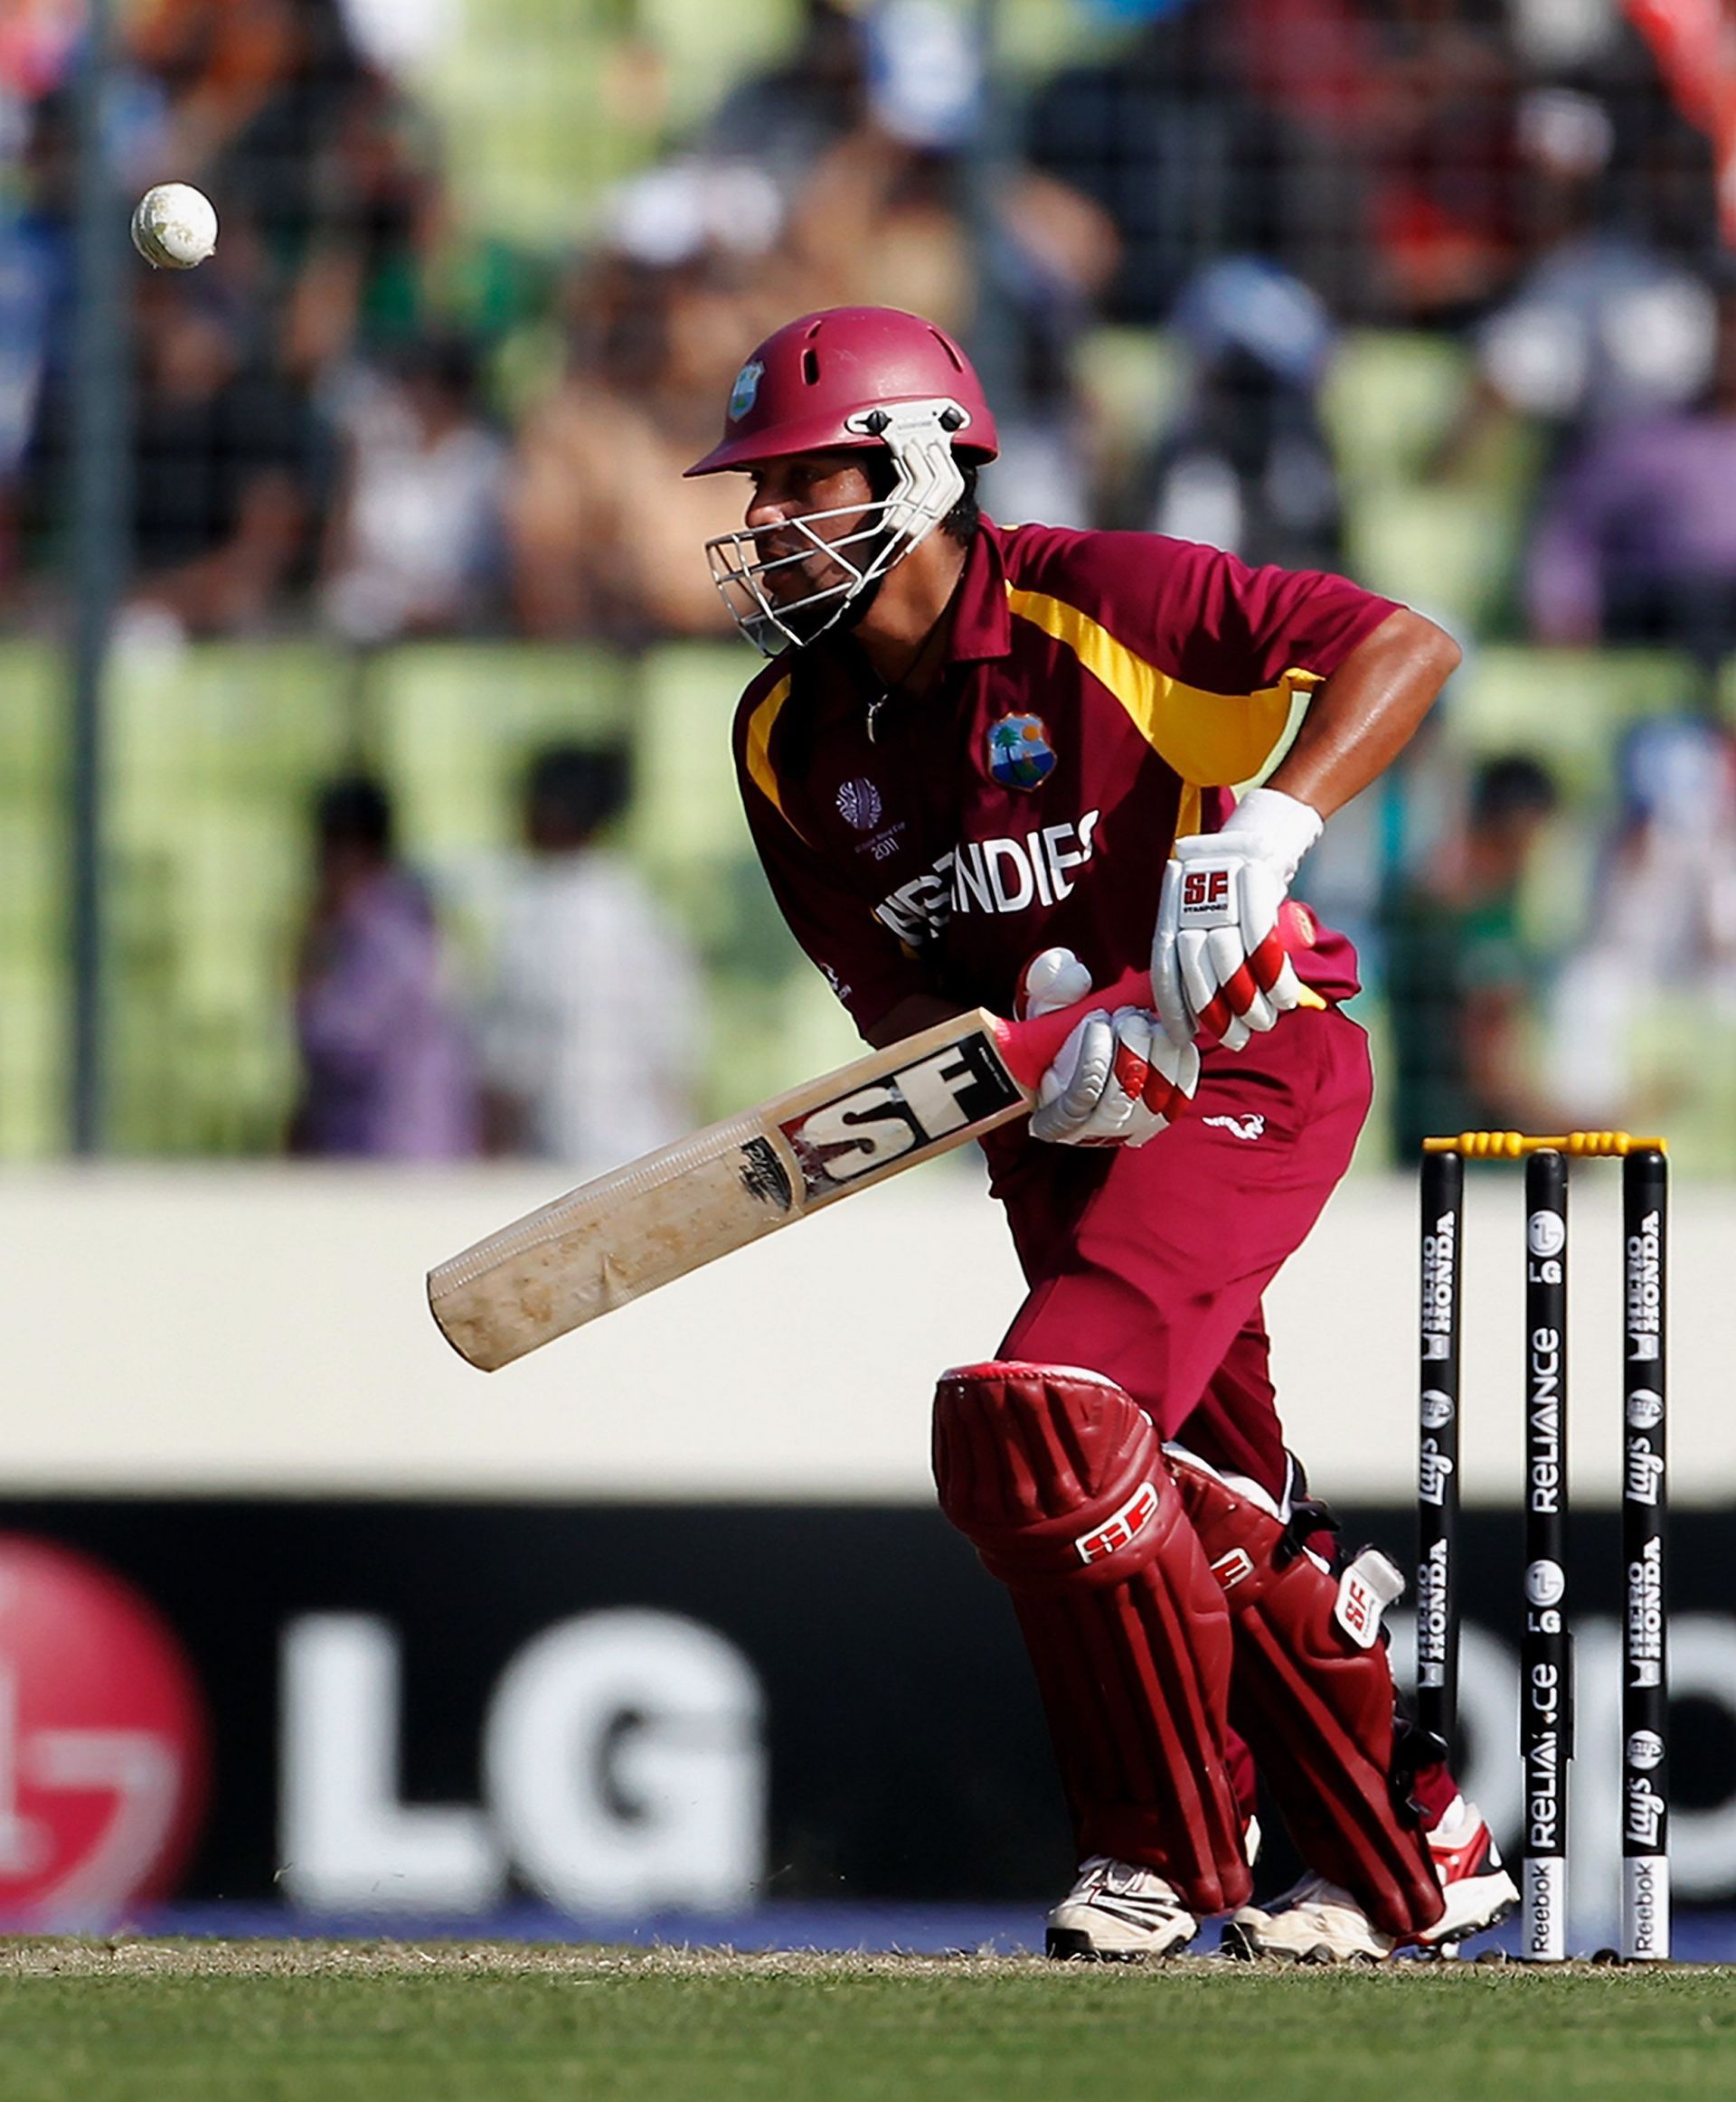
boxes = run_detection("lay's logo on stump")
[987,713,1056,789]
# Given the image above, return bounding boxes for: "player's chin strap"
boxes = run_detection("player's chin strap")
[704,399,971,656]
[856,401,970,539]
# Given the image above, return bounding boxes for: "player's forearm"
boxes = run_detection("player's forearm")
[862,992,967,1048]
[1264,608,1459,821]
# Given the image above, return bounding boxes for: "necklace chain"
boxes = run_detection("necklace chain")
[862,618,947,744]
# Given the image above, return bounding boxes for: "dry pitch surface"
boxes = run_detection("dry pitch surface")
[3,1939,1734,2102]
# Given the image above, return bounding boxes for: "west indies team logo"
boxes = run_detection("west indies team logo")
[0,1535,208,1928]
[728,360,764,422]
[987,713,1057,789]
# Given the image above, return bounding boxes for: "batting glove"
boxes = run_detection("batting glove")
[1019,947,1200,1147]
[1151,787,1323,1052]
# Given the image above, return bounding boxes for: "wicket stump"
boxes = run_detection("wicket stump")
[1416,1132,1669,1964]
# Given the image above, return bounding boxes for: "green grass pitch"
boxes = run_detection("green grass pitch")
[2,1942,1734,2102]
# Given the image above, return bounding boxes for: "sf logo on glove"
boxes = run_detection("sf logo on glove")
[1179,867,1235,923]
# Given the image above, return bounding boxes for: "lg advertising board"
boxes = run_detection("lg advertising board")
[2,1501,1736,1948]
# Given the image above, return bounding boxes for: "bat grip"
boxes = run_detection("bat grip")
[991,967,1155,1093]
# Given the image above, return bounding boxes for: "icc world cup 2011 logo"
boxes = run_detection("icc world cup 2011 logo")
[0,1536,208,1928]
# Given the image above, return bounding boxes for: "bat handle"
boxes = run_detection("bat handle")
[991,966,1155,1093]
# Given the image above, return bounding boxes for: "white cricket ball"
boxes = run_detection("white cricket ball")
[131,184,219,270]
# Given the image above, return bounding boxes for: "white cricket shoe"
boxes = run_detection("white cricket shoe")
[1222,1875,1390,1964]
[1420,1795,1521,1948]
[1044,1856,1202,1962]
[1221,1796,1518,1964]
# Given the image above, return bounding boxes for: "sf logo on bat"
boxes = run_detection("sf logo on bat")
[779,1033,1022,1195]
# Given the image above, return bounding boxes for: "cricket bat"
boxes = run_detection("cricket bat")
[429,966,1152,1370]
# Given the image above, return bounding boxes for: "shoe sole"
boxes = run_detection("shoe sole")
[1045,1928,1150,1963]
[1220,1922,1379,1965]
[1046,1921,1197,1963]
[1420,1883,1519,1952]
[1222,1887,1520,1966]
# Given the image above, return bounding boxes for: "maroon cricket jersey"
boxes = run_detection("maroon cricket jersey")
[733,518,1394,1037]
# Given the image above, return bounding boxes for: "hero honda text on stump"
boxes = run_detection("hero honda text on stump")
[429,968,1149,1371]
[1622,1146,1668,1966]
[1416,1148,1462,1757]
[1415,1130,1669,1964]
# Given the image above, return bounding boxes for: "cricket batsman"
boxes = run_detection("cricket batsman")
[686,306,1517,1961]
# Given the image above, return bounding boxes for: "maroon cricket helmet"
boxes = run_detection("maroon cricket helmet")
[685,306,999,476]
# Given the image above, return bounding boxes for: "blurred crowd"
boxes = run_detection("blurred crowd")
[288,746,700,1164]
[0,0,1729,639]
[4,0,1736,1160]
[0,0,1125,645]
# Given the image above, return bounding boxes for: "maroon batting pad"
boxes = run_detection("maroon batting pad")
[1171,1456,1444,1939]
[933,1362,1250,1915]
